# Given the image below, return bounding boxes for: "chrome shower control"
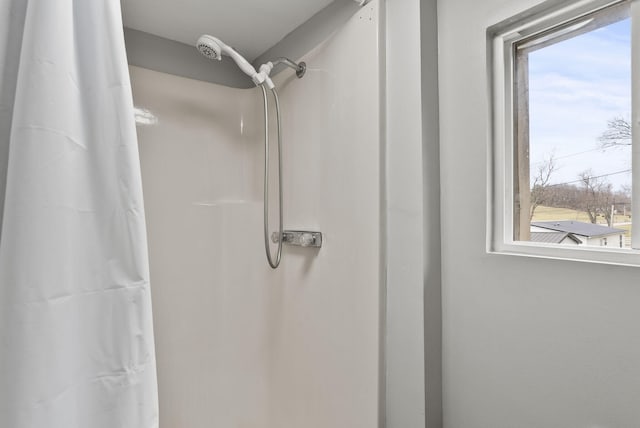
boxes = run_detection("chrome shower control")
[271,230,322,248]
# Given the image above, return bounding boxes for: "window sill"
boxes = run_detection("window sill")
[489,240,640,267]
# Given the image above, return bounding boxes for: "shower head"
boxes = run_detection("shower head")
[196,34,223,60]
[196,34,262,85]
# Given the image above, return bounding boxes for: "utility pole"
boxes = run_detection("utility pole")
[611,204,615,227]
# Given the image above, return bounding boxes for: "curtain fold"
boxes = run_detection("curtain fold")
[0,1,159,427]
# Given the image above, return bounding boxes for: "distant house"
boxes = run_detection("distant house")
[530,221,626,248]
[530,231,583,246]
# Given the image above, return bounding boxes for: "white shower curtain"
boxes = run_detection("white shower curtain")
[0,1,159,427]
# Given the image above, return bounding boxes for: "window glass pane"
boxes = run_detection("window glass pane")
[515,6,632,249]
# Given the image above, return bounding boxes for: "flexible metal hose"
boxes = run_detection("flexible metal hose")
[260,84,283,269]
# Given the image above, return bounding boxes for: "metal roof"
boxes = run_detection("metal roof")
[530,231,582,244]
[531,221,625,238]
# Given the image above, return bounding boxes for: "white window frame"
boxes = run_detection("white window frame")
[488,0,640,266]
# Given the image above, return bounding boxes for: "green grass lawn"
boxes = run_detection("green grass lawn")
[532,206,591,222]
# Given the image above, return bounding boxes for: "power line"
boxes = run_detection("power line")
[530,146,618,166]
[545,169,631,188]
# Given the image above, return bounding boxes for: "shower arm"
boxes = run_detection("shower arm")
[272,57,306,78]
[258,57,306,81]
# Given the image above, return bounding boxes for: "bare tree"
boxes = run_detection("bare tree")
[578,169,614,227]
[529,154,557,220]
[546,183,582,210]
[598,116,631,148]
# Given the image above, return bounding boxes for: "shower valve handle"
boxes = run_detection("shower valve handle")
[271,230,323,248]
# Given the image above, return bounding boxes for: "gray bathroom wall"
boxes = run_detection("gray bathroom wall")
[385,0,443,426]
[420,0,442,427]
[439,0,640,426]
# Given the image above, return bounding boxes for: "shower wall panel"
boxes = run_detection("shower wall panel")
[131,2,381,427]
[131,65,270,428]
[265,3,381,428]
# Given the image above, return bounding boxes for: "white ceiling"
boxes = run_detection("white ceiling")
[122,0,336,61]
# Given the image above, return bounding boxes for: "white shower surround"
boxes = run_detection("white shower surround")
[132,2,381,427]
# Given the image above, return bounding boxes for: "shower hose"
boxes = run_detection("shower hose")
[260,84,283,269]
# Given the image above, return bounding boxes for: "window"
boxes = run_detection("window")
[490,0,640,265]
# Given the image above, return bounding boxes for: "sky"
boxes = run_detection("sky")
[528,17,631,191]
